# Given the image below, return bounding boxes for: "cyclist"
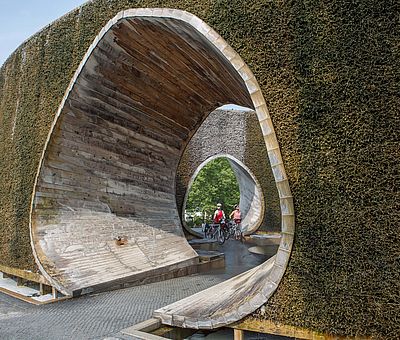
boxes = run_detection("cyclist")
[213,203,226,223]
[229,205,242,225]
[229,205,243,240]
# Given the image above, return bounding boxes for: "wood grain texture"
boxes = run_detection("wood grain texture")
[31,17,252,295]
[228,158,265,234]
[153,256,276,329]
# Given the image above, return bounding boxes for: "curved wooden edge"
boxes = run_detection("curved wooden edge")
[28,7,295,309]
[153,256,277,329]
[226,157,265,235]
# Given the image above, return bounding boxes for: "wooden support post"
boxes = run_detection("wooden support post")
[52,286,57,299]
[234,329,244,340]
[39,283,44,295]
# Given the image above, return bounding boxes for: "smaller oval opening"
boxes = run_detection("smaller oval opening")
[182,154,264,235]
[184,157,240,227]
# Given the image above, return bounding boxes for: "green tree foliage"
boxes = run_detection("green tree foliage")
[186,158,240,222]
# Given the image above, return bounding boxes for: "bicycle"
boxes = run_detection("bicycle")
[219,219,230,241]
[205,222,226,245]
[224,220,236,240]
[230,220,243,242]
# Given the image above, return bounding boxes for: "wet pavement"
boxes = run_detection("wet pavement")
[202,238,275,279]
[0,238,279,340]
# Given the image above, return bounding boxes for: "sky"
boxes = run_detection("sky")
[0,0,87,66]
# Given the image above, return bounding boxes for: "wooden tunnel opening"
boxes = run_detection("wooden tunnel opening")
[29,9,295,324]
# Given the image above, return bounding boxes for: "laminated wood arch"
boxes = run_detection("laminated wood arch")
[182,154,265,235]
[29,8,295,326]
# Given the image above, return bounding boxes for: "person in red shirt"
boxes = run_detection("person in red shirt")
[213,203,226,223]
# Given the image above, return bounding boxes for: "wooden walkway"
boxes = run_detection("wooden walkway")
[153,255,275,329]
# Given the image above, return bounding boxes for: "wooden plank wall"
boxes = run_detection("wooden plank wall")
[31,17,252,295]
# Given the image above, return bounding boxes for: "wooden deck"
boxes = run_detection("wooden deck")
[153,256,276,329]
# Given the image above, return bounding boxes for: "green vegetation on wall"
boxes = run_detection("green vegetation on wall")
[0,0,398,338]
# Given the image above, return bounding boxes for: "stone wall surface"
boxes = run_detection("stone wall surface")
[176,109,281,232]
[0,0,398,338]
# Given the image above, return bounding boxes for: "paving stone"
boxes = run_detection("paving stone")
[0,241,273,340]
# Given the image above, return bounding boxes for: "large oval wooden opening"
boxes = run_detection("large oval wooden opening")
[30,9,294,327]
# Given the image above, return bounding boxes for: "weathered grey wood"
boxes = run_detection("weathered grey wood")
[29,8,294,329]
[153,256,276,329]
[31,16,252,296]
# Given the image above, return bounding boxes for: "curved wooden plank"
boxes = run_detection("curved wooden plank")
[30,14,252,296]
[180,154,265,236]
[153,256,276,329]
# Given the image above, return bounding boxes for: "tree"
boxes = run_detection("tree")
[186,158,240,222]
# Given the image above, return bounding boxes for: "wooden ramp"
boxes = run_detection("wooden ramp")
[153,255,276,329]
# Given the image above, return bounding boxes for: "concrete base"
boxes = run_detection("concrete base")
[197,250,225,272]
[247,233,281,246]
[189,238,219,251]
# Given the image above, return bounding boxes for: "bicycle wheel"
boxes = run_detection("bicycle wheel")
[235,227,243,241]
[207,226,216,239]
[224,227,231,240]
[229,224,236,239]
[217,228,225,245]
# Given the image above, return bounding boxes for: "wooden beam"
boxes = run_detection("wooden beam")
[231,317,371,340]
[0,264,49,284]
[123,318,161,333]
[0,287,70,305]
[121,329,166,340]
